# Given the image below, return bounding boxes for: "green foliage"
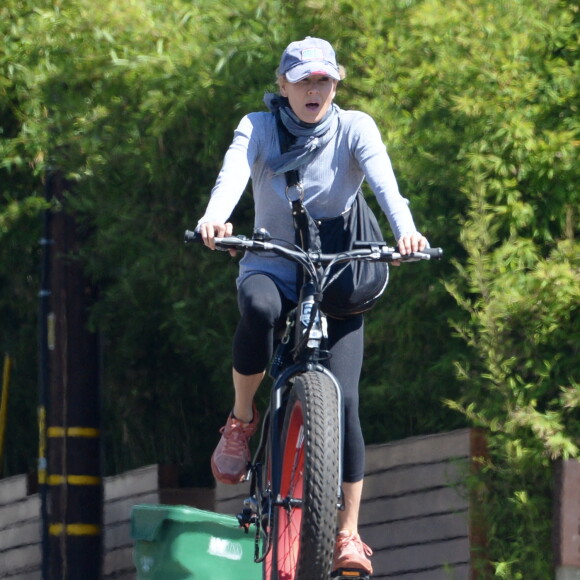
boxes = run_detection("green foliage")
[473,444,554,580]
[430,1,579,574]
[1,0,578,572]
[446,214,579,576]
[346,0,578,574]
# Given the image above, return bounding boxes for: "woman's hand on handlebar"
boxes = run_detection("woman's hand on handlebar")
[199,221,237,256]
[394,232,429,266]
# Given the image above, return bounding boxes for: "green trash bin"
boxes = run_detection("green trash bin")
[131,504,261,580]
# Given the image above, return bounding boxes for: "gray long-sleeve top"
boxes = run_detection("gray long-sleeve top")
[198,106,419,302]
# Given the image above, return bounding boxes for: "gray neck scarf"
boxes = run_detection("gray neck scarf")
[264,93,339,176]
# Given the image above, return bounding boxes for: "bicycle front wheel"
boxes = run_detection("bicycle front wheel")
[265,370,340,580]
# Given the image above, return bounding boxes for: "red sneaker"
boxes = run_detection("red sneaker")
[332,530,373,576]
[210,405,260,485]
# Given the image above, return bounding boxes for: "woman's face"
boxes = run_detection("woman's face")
[279,74,338,124]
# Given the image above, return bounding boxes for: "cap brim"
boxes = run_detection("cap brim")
[285,62,341,83]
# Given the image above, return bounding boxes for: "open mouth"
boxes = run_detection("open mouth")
[305,102,320,112]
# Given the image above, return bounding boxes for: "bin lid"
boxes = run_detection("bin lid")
[130,504,240,541]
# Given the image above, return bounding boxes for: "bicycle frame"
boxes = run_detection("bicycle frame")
[244,279,344,564]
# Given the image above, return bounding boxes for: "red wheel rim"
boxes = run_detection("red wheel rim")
[266,400,305,579]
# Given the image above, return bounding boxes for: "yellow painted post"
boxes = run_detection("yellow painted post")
[0,353,12,475]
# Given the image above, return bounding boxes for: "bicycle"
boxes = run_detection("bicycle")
[185,227,443,580]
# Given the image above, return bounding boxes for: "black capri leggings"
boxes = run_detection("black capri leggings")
[233,274,365,483]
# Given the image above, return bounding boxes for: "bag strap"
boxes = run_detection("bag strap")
[275,113,319,252]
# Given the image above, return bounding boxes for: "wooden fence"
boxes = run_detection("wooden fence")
[0,473,40,580]
[2,429,578,579]
[0,465,214,580]
[553,459,580,580]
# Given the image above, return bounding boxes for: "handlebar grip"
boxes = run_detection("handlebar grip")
[184,229,203,244]
[421,247,443,259]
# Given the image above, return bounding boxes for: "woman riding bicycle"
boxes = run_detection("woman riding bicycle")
[197,37,427,576]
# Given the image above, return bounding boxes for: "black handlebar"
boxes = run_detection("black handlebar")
[184,230,204,243]
[404,247,443,259]
[184,229,443,263]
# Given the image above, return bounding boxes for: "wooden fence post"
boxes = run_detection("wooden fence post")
[553,459,580,580]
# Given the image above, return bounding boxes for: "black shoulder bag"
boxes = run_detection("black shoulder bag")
[276,115,389,319]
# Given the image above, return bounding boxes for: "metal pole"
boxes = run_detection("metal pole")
[39,172,53,580]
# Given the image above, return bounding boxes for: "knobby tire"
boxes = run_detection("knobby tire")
[264,370,340,580]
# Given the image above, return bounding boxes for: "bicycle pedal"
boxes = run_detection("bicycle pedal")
[331,569,371,579]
